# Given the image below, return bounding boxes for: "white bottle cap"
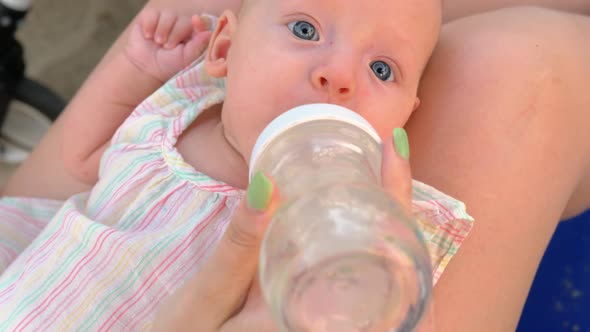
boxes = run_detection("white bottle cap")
[249,103,382,181]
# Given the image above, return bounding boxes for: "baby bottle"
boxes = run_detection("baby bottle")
[250,104,432,332]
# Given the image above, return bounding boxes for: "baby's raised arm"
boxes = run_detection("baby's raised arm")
[60,9,211,185]
[2,0,241,199]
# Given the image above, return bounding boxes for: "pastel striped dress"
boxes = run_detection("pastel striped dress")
[0,59,473,331]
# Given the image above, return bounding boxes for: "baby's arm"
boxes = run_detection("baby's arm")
[61,9,211,185]
[2,0,240,200]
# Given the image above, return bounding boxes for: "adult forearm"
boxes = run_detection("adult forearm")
[443,0,590,22]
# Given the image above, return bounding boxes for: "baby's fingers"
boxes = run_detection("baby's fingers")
[139,8,159,39]
[163,16,193,49]
[192,14,211,32]
[182,30,212,63]
[154,10,177,45]
[382,128,413,213]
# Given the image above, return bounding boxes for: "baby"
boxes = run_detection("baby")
[0,0,472,330]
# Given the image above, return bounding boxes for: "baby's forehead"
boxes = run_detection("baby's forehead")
[278,0,440,31]
[245,0,440,15]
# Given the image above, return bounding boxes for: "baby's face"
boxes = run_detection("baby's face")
[207,0,441,163]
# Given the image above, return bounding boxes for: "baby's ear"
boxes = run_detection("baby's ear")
[205,10,238,77]
[412,97,421,112]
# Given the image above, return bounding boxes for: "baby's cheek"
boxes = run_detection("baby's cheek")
[369,112,409,140]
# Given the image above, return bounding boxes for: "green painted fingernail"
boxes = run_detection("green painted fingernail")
[393,128,410,160]
[247,172,273,211]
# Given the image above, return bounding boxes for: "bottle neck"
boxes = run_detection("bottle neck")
[253,120,382,200]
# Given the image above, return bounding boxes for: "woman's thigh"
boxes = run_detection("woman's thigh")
[410,6,590,331]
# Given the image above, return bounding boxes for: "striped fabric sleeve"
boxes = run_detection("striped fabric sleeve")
[411,180,474,284]
[0,197,64,274]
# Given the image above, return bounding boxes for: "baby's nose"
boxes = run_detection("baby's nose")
[311,61,356,100]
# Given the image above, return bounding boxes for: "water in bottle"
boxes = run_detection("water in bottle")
[249,104,432,332]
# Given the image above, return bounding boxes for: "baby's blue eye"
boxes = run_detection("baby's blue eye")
[288,21,319,41]
[371,61,394,82]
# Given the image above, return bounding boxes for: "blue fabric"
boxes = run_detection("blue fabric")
[517,210,590,332]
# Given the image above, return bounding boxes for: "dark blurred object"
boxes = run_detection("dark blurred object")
[0,1,65,163]
[518,210,590,332]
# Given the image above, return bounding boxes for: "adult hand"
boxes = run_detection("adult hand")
[151,128,433,332]
[385,128,435,332]
[151,169,280,332]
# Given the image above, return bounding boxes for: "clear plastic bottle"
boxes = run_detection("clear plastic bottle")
[249,104,432,332]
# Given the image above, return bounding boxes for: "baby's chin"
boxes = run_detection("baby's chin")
[241,145,256,170]
[222,129,254,166]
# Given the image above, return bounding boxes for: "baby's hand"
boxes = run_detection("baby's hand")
[125,8,212,83]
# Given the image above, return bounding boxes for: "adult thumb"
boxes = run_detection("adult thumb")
[381,128,413,213]
[173,172,278,329]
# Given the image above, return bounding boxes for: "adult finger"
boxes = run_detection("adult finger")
[382,127,413,213]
